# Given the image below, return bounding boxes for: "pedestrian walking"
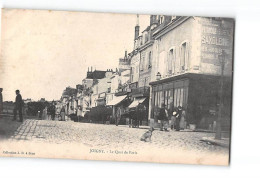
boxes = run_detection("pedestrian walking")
[13,90,23,122]
[159,104,169,131]
[0,88,3,114]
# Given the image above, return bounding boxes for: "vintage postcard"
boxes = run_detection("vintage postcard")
[0,9,234,165]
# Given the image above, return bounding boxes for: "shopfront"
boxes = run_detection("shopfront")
[149,73,232,130]
[150,78,189,123]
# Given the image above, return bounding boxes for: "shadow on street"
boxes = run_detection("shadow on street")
[0,114,34,140]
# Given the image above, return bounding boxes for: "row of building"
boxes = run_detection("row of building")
[57,15,234,130]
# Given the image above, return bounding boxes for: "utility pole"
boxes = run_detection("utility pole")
[215,50,225,140]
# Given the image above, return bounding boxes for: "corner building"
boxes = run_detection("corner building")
[149,16,234,130]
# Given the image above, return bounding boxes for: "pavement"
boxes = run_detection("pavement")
[0,117,230,165]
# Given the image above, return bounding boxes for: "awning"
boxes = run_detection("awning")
[106,95,127,106]
[128,97,146,108]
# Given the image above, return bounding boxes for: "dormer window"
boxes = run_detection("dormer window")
[160,16,164,24]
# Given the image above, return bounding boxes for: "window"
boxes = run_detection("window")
[140,53,145,71]
[169,49,176,74]
[160,16,164,24]
[180,42,188,71]
[158,51,166,76]
[148,51,152,68]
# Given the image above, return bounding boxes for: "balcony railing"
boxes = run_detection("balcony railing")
[131,86,150,97]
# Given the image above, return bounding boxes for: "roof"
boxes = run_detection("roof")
[86,70,107,79]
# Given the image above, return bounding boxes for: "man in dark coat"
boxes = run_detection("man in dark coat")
[13,90,23,122]
[159,104,168,131]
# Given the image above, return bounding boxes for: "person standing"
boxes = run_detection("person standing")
[51,101,56,120]
[159,104,169,131]
[0,88,3,114]
[42,106,48,120]
[60,106,65,121]
[171,108,178,130]
[13,90,23,122]
[47,104,51,120]
[179,109,186,130]
[175,106,182,131]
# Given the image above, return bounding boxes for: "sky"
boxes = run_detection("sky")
[0,9,150,101]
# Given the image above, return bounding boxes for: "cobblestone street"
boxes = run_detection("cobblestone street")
[8,119,228,153]
[1,118,229,165]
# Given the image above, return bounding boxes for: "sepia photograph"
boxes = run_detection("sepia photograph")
[0,8,234,166]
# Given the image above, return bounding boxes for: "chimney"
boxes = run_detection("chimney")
[134,14,140,40]
[88,67,89,72]
[124,50,127,59]
[91,66,93,72]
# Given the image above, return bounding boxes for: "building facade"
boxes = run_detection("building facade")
[149,16,234,130]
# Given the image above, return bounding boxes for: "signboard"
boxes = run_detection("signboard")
[199,18,234,66]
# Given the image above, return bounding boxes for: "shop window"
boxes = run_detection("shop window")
[151,84,189,119]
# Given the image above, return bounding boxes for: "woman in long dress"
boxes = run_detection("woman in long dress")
[42,106,48,120]
[179,110,186,130]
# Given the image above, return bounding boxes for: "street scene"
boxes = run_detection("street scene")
[0,9,234,165]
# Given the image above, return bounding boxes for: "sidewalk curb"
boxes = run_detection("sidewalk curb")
[201,137,230,148]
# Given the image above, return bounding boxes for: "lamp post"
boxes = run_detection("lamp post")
[156,72,161,81]
[215,49,225,140]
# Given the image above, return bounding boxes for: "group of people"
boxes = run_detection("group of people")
[129,103,147,128]
[41,102,56,120]
[158,104,185,132]
[1,89,64,122]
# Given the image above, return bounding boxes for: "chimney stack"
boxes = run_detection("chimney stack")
[134,14,140,40]
[124,50,127,59]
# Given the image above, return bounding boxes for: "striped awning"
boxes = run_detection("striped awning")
[128,97,146,108]
[106,95,127,106]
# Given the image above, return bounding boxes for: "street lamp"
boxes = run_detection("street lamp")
[156,72,161,80]
[215,49,225,140]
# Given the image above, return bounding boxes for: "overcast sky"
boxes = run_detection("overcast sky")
[0,9,149,101]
